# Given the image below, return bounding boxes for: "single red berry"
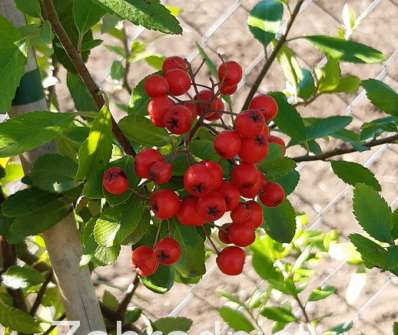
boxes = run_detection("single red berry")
[177,196,207,226]
[235,110,265,139]
[154,238,181,265]
[249,200,264,228]
[102,167,129,195]
[148,96,174,127]
[163,56,187,73]
[132,246,159,277]
[249,95,279,122]
[214,130,242,159]
[231,202,252,224]
[239,131,269,163]
[205,97,224,121]
[218,61,243,85]
[149,160,172,184]
[165,69,191,96]
[197,191,227,222]
[260,182,285,208]
[268,135,286,155]
[216,246,245,276]
[135,148,163,179]
[202,160,223,190]
[184,163,215,197]
[218,224,231,244]
[231,163,259,191]
[220,83,238,95]
[194,90,224,120]
[164,105,193,135]
[183,101,198,121]
[144,75,169,97]
[219,181,240,211]
[150,189,181,220]
[228,222,256,247]
[240,172,264,199]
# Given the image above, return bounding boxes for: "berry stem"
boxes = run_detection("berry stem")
[153,222,163,248]
[193,59,206,77]
[202,227,220,255]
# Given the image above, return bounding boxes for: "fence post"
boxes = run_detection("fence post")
[0,1,106,333]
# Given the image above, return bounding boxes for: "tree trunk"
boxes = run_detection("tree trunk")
[0,1,106,333]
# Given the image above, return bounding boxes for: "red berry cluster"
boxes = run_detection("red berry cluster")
[102,56,288,278]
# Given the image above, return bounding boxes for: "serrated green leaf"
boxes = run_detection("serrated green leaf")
[73,0,106,35]
[2,265,44,289]
[0,112,75,157]
[335,75,361,94]
[317,57,341,92]
[360,116,397,141]
[305,116,352,140]
[259,158,296,181]
[277,45,302,89]
[331,160,381,191]
[15,0,41,17]
[353,184,392,243]
[261,306,296,323]
[308,286,337,302]
[218,306,255,332]
[152,317,192,334]
[248,0,284,48]
[349,233,388,269]
[93,0,182,34]
[362,79,398,116]
[274,169,300,195]
[305,35,385,63]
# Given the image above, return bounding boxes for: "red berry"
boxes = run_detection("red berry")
[177,196,207,226]
[149,160,172,184]
[219,181,240,211]
[184,163,215,197]
[154,238,181,265]
[135,148,163,179]
[163,56,187,73]
[194,90,224,120]
[102,167,129,195]
[235,110,265,139]
[260,182,285,208]
[240,172,264,199]
[214,130,242,159]
[148,96,174,127]
[132,246,159,277]
[249,200,264,228]
[218,224,231,244]
[183,101,198,121]
[231,163,259,191]
[231,200,263,228]
[216,246,245,276]
[205,97,224,121]
[150,189,181,220]
[249,95,278,122]
[239,131,269,163]
[164,105,193,135]
[220,83,238,95]
[197,191,226,222]
[202,160,223,190]
[144,75,169,97]
[228,222,256,247]
[231,202,252,224]
[218,61,243,85]
[268,135,286,155]
[165,69,191,96]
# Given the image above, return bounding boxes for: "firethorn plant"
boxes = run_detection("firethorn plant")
[0,0,397,333]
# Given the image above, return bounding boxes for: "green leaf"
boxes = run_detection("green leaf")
[331,160,381,191]
[0,161,24,186]
[67,72,97,112]
[152,317,192,334]
[15,0,41,17]
[0,111,74,157]
[0,298,41,333]
[324,321,353,335]
[260,307,296,323]
[277,45,302,89]
[360,116,397,141]
[298,69,316,100]
[142,265,174,294]
[93,0,182,34]
[218,306,255,332]
[189,139,218,161]
[271,92,306,142]
[119,114,170,147]
[305,35,385,63]
[349,233,388,269]
[2,265,44,289]
[308,286,337,302]
[335,75,361,94]
[30,154,79,193]
[102,290,119,311]
[172,223,206,278]
[362,79,398,116]
[353,184,392,243]
[0,16,27,113]
[73,0,106,35]
[274,170,300,195]
[394,322,398,335]
[305,116,352,140]
[259,158,296,181]
[128,74,152,116]
[317,57,341,92]
[248,0,284,48]
[110,60,125,80]
[262,200,296,243]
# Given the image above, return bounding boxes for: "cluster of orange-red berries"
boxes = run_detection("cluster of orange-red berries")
[102,56,287,277]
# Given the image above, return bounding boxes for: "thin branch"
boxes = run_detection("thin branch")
[242,0,306,110]
[292,133,398,162]
[41,0,135,156]
[122,23,133,95]
[43,314,66,335]
[30,272,53,316]
[116,275,140,317]
[294,294,310,323]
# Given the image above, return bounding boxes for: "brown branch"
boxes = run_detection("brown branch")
[30,271,53,316]
[122,24,133,95]
[41,0,135,156]
[116,274,140,317]
[42,314,66,335]
[294,294,310,323]
[292,133,398,162]
[242,0,306,110]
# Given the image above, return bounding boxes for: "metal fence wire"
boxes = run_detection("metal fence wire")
[92,0,398,334]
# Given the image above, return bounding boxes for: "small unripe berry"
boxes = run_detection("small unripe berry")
[144,75,169,97]
[150,189,181,220]
[165,69,191,96]
[260,182,285,208]
[154,238,181,265]
[132,246,159,277]
[135,148,163,179]
[102,167,129,195]
[216,246,245,276]
[218,61,243,85]
[249,95,278,122]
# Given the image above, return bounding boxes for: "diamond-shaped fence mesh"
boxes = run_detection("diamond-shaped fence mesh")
[89,0,398,334]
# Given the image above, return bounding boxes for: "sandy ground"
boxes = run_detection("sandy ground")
[57,0,398,334]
